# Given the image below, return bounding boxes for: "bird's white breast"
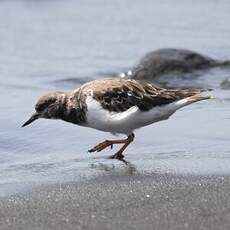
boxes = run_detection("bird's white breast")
[83,95,180,135]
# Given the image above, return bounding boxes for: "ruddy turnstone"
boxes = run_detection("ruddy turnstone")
[22,78,211,161]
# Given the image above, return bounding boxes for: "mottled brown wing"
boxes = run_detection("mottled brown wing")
[90,79,205,112]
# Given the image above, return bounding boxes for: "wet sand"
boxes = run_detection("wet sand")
[1,172,230,230]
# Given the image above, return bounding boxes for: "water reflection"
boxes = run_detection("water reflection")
[90,160,137,175]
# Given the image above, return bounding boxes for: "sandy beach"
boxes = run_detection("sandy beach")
[1,172,230,230]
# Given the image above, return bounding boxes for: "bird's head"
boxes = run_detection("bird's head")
[22,92,66,127]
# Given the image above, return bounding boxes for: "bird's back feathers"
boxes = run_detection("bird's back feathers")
[78,78,209,113]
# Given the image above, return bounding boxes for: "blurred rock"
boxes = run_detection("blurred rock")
[130,48,230,81]
[220,78,230,90]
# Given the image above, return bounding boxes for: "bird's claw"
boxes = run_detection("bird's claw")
[88,148,96,153]
[109,153,124,160]
[109,153,128,164]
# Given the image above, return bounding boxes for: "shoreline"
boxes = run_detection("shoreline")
[1,173,230,230]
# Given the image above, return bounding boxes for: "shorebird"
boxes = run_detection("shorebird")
[22,78,210,161]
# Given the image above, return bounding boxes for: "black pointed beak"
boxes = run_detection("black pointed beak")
[21,113,39,127]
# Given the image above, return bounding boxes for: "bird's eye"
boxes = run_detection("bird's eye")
[35,103,46,112]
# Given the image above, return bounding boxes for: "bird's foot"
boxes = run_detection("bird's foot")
[88,140,114,153]
[109,152,128,164]
[109,153,124,159]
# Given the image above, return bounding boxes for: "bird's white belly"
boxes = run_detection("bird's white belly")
[84,96,176,135]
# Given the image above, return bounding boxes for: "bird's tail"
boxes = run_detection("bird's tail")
[186,94,212,104]
[174,92,212,109]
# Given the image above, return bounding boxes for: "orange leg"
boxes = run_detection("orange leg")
[89,133,135,161]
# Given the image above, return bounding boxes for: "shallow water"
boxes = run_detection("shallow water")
[0,0,230,197]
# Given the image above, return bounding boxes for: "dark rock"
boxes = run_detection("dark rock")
[220,78,230,90]
[130,48,230,80]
